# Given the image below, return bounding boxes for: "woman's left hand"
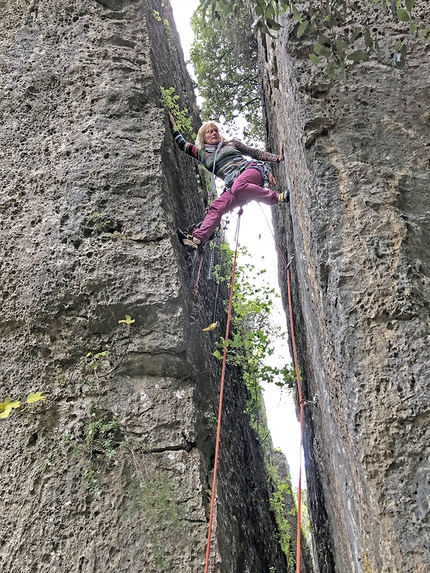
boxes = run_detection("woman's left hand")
[277,144,285,163]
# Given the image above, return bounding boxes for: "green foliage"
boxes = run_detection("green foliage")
[191,6,264,143]
[89,211,124,240]
[154,9,176,50]
[84,408,122,459]
[267,460,295,568]
[199,0,429,77]
[66,406,124,494]
[126,473,183,567]
[296,487,311,539]
[91,211,112,233]
[67,314,135,389]
[85,350,108,372]
[0,392,46,419]
[118,314,135,326]
[0,398,22,419]
[213,244,295,389]
[212,244,295,448]
[160,86,194,140]
[83,466,102,496]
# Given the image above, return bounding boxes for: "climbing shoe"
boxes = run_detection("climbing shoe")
[277,190,290,204]
[177,229,198,252]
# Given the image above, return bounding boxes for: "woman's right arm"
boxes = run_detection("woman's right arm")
[168,113,200,161]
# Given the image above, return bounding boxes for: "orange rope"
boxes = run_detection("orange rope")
[203,209,243,573]
[258,205,304,573]
[286,261,304,573]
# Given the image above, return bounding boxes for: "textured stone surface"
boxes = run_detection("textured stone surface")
[259,4,430,572]
[0,1,291,572]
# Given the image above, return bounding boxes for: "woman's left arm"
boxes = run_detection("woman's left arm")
[232,139,284,163]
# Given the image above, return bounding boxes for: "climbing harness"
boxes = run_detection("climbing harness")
[222,160,276,191]
[203,208,243,573]
[247,161,277,189]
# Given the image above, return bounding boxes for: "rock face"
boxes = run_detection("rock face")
[259,5,430,573]
[0,1,293,572]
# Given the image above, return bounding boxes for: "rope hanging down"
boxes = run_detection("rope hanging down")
[286,257,305,573]
[258,204,306,573]
[203,208,243,573]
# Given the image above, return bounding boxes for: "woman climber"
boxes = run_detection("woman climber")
[168,113,287,252]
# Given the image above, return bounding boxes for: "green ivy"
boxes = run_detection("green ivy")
[84,408,121,459]
[212,244,295,449]
[160,86,195,140]
[125,473,183,568]
[190,6,264,143]
[199,0,429,77]
[267,460,295,569]
[213,244,295,389]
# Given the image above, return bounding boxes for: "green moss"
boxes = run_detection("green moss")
[160,86,194,140]
[267,461,295,570]
[125,473,183,568]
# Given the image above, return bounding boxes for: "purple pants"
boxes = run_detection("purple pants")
[193,165,278,244]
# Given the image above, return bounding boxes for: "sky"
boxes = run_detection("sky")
[169,0,303,487]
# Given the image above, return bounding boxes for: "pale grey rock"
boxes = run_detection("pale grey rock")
[0,1,296,572]
[260,4,430,573]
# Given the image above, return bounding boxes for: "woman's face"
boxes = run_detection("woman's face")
[204,124,221,145]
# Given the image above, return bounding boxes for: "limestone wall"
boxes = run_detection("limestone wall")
[0,1,290,572]
[259,4,430,572]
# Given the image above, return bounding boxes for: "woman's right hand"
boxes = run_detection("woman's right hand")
[168,112,176,128]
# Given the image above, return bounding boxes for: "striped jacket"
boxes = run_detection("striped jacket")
[172,128,280,183]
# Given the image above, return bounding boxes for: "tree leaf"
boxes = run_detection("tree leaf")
[266,4,275,20]
[309,53,320,64]
[347,50,370,62]
[314,42,323,55]
[266,17,282,31]
[93,351,107,359]
[26,392,46,404]
[350,27,362,43]
[0,398,21,419]
[394,53,406,69]
[291,4,302,23]
[297,20,308,38]
[325,62,337,80]
[405,0,415,11]
[364,27,373,48]
[318,34,331,46]
[118,314,135,325]
[397,8,409,21]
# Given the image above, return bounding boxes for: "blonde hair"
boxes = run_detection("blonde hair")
[195,122,225,149]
